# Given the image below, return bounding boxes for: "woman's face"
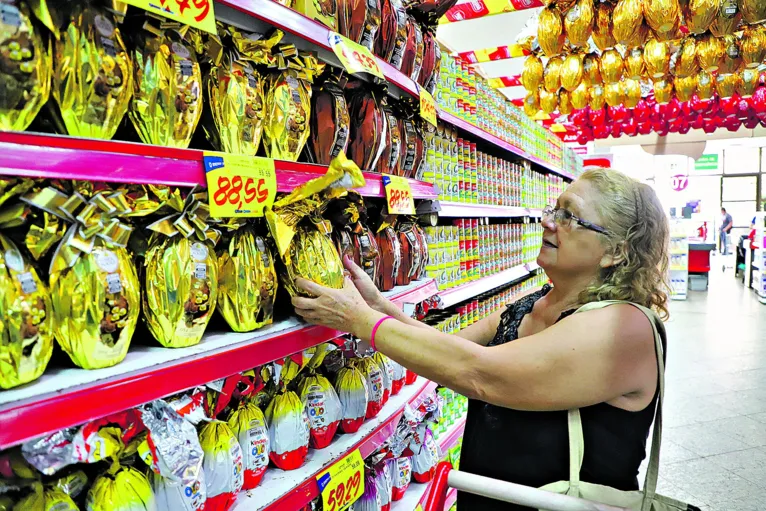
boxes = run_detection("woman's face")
[537,178,611,277]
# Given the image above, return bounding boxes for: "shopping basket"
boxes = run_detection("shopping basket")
[422,462,629,511]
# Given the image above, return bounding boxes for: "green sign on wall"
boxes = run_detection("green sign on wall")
[694,154,719,172]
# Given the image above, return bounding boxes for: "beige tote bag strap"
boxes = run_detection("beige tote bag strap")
[566,301,666,511]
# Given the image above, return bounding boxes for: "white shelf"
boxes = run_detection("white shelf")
[437,263,536,309]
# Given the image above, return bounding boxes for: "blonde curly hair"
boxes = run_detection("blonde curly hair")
[577,167,670,320]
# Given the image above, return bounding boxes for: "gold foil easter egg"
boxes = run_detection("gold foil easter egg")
[613,0,644,45]
[521,54,544,91]
[540,87,558,113]
[674,75,697,102]
[583,53,602,84]
[589,83,606,109]
[741,24,766,69]
[682,0,718,34]
[564,0,595,48]
[716,72,741,98]
[593,2,617,50]
[742,0,766,24]
[538,6,566,56]
[624,78,642,107]
[739,68,760,97]
[561,52,584,92]
[696,71,715,99]
[643,0,681,41]
[696,33,725,72]
[524,89,540,116]
[625,46,645,79]
[571,80,590,109]
[653,79,673,104]
[544,55,564,92]
[559,89,574,114]
[600,48,624,83]
[710,0,741,37]
[605,82,625,107]
[718,35,742,74]
[644,38,670,78]
[676,37,699,78]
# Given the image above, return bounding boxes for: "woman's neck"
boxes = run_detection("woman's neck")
[545,271,598,311]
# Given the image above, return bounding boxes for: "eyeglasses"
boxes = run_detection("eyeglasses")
[542,206,609,235]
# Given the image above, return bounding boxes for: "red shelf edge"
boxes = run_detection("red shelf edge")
[259,379,439,511]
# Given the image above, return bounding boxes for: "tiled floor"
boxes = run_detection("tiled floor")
[641,257,766,510]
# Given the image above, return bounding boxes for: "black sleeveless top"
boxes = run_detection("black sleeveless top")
[458,285,665,510]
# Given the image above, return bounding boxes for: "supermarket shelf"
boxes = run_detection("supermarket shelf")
[436,262,539,309]
[0,131,438,199]
[528,208,543,218]
[437,202,534,218]
[233,377,439,511]
[438,111,575,181]
[0,278,437,449]
[437,417,467,453]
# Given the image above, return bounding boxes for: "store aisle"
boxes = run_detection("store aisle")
[645,267,766,510]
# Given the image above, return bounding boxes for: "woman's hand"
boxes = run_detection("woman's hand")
[342,255,388,313]
[292,275,380,337]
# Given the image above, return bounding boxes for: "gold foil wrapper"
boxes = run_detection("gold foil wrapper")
[561,52,583,92]
[644,0,681,41]
[624,78,641,108]
[523,89,539,116]
[718,35,742,75]
[52,4,132,140]
[653,78,673,104]
[624,46,645,79]
[593,1,616,51]
[644,38,670,78]
[613,0,644,45]
[0,234,53,389]
[543,55,563,93]
[521,55,543,92]
[605,82,625,107]
[716,72,741,98]
[600,49,623,83]
[144,235,218,348]
[570,81,589,109]
[558,89,573,115]
[129,26,203,149]
[696,33,724,72]
[741,24,766,69]
[564,0,594,48]
[538,6,565,57]
[710,0,741,37]
[739,68,759,97]
[539,87,558,113]
[264,68,312,162]
[683,0,718,34]
[589,83,605,110]
[696,71,715,99]
[217,226,277,332]
[0,1,51,132]
[279,225,344,297]
[583,53,602,85]
[674,75,697,102]
[742,0,766,24]
[676,37,699,78]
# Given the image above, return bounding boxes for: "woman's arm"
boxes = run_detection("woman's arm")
[292,278,657,412]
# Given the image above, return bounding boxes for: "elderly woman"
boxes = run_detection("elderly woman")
[292,167,670,510]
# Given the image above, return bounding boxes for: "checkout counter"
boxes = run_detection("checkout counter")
[688,240,715,291]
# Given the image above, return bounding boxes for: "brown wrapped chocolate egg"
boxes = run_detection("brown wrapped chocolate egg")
[217,224,277,333]
[716,72,741,98]
[653,79,673,104]
[570,81,589,109]
[739,68,759,97]
[129,24,202,149]
[741,25,766,69]
[375,224,401,291]
[696,33,725,72]
[560,52,583,92]
[644,38,670,78]
[0,234,53,389]
[674,75,697,102]
[644,0,680,41]
[395,220,424,287]
[589,83,605,110]
[583,53,602,85]
[742,0,766,24]
[613,0,644,45]
[339,0,381,50]
[593,1,616,51]
[600,49,623,84]
[696,71,715,99]
[523,89,540,116]
[400,18,424,82]
[538,6,565,56]
[624,79,641,108]
[558,89,573,115]
[52,4,132,140]
[624,46,645,79]
[0,0,50,132]
[543,55,563,93]
[521,55,544,92]
[375,0,398,61]
[604,82,624,107]
[682,0,718,34]
[676,37,699,78]
[564,0,594,48]
[347,83,387,171]
[376,102,402,175]
[539,87,558,113]
[710,0,741,37]
[397,113,421,179]
[309,74,350,165]
[388,0,408,70]
[718,35,742,75]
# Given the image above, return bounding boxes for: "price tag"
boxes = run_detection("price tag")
[415,506,424,511]
[121,0,216,34]
[316,449,365,511]
[328,32,384,79]
[383,174,416,215]
[203,152,277,217]
[418,85,437,126]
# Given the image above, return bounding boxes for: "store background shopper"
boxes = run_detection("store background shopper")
[293,168,672,510]
[720,208,733,255]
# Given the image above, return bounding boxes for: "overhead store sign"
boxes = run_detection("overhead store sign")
[694,154,719,173]
[121,0,216,33]
[671,174,689,192]
[441,0,543,23]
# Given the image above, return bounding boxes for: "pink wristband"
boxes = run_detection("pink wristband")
[370,316,394,351]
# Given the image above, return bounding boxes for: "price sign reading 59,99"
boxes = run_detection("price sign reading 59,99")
[383,174,416,215]
[203,152,277,218]
[328,32,384,79]
[316,449,364,511]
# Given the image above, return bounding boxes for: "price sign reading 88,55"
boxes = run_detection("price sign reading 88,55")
[316,449,364,511]
[203,152,277,217]
[328,32,384,79]
[121,0,216,34]
[383,174,415,215]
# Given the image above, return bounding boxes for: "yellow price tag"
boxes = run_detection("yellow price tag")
[418,85,438,127]
[202,152,277,217]
[383,174,415,215]
[316,449,365,511]
[121,0,216,34]
[328,32,384,79]
[415,506,424,511]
